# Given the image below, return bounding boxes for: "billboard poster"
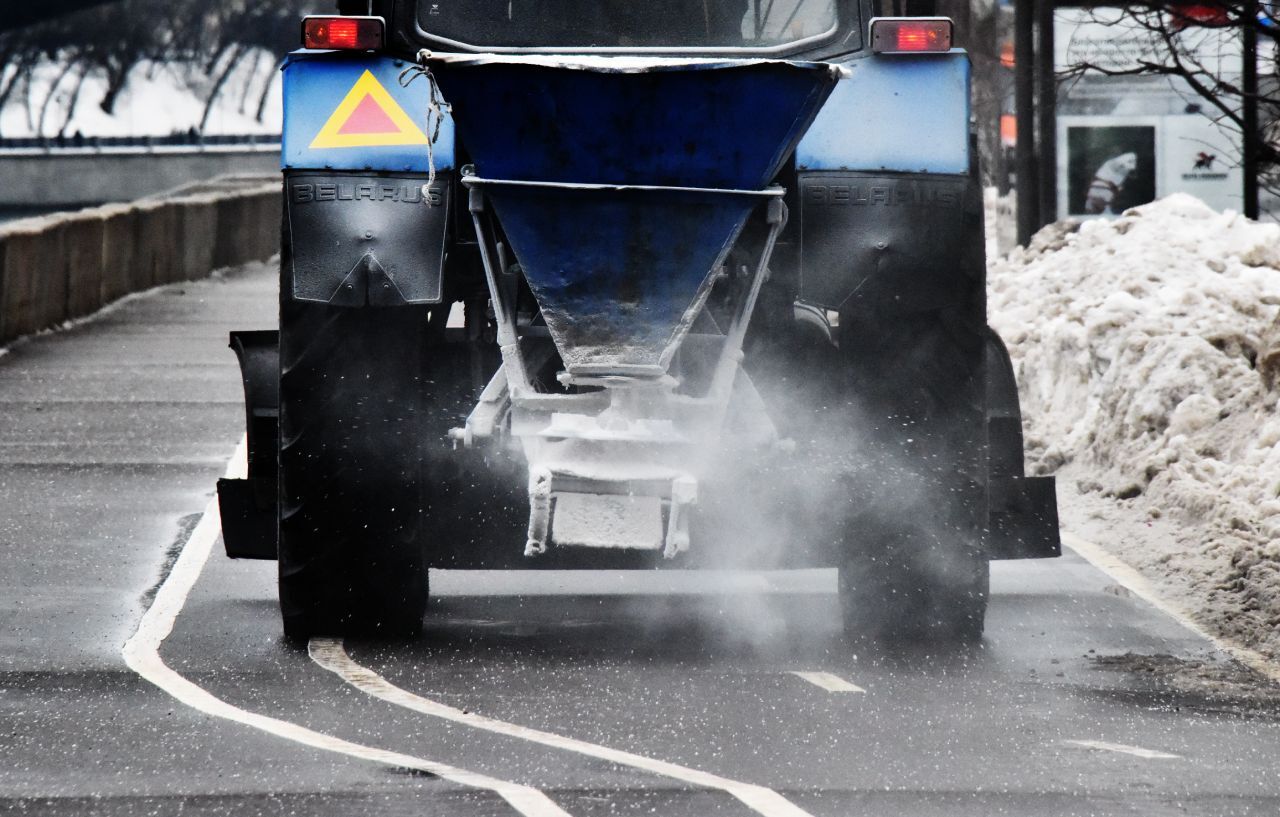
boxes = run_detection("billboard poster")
[1055,6,1241,77]
[1053,6,1244,219]
[1161,114,1245,213]
[1062,121,1158,216]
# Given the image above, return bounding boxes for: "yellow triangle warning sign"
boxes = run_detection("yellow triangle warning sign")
[309,70,430,149]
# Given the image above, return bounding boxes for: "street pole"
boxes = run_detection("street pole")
[1035,0,1057,226]
[1242,1,1259,220]
[1015,0,1038,245]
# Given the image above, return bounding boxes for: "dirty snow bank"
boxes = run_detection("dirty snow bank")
[989,194,1280,659]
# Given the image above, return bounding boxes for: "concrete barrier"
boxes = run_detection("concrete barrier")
[100,204,139,305]
[133,199,171,292]
[0,221,69,340]
[0,175,279,345]
[178,197,219,282]
[63,215,106,318]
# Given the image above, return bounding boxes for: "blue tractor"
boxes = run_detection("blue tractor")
[217,0,1060,642]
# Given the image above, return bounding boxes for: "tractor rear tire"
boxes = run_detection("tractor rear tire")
[277,263,432,641]
[829,306,990,645]
[839,530,989,644]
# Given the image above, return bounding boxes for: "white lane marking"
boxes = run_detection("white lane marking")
[310,639,816,817]
[788,672,865,693]
[1063,740,1180,760]
[1062,532,1280,685]
[122,437,571,817]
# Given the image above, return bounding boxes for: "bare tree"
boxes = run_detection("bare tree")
[1057,1,1279,192]
[960,0,1009,189]
[198,42,248,133]
[192,0,320,132]
[58,63,92,137]
[0,38,40,136]
[0,0,320,137]
[75,5,163,115]
[35,59,77,136]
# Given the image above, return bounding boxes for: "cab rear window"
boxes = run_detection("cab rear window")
[415,0,843,52]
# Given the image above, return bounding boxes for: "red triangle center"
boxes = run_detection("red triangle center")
[337,94,399,135]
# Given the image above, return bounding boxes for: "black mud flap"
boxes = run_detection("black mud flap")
[796,171,981,314]
[219,330,279,560]
[988,472,1061,560]
[285,172,450,306]
[217,477,277,559]
[985,331,1061,560]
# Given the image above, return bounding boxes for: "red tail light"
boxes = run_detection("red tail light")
[302,16,384,50]
[870,18,954,54]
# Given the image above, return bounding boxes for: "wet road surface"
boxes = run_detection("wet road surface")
[3,262,1279,816]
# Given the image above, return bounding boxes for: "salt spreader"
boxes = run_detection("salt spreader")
[217,1,1060,643]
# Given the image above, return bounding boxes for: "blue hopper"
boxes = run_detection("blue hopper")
[432,56,839,375]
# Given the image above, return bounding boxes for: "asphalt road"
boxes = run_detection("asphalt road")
[3,261,1279,817]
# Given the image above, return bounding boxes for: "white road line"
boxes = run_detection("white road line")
[788,671,865,693]
[1063,739,1181,760]
[1062,532,1280,685]
[310,639,816,817]
[122,437,571,817]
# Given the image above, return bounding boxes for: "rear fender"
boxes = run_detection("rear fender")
[792,51,977,314]
[281,50,454,174]
[281,50,455,307]
[284,170,451,306]
[795,169,982,314]
[796,51,970,176]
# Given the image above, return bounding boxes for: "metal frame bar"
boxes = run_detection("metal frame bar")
[455,176,791,471]
[1014,0,1038,245]
[461,175,786,404]
[461,176,785,197]
[702,197,787,419]
[1034,0,1056,226]
[1243,0,1260,220]
[466,184,533,394]
[460,175,791,559]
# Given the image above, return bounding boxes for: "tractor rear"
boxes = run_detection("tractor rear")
[217,0,1060,642]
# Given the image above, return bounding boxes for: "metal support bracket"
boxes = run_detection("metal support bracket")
[663,476,698,558]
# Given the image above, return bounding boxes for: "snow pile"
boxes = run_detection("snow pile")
[0,53,282,138]
[990,194,1280,659]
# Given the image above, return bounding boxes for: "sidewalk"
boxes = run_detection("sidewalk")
[0,262,276,672]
